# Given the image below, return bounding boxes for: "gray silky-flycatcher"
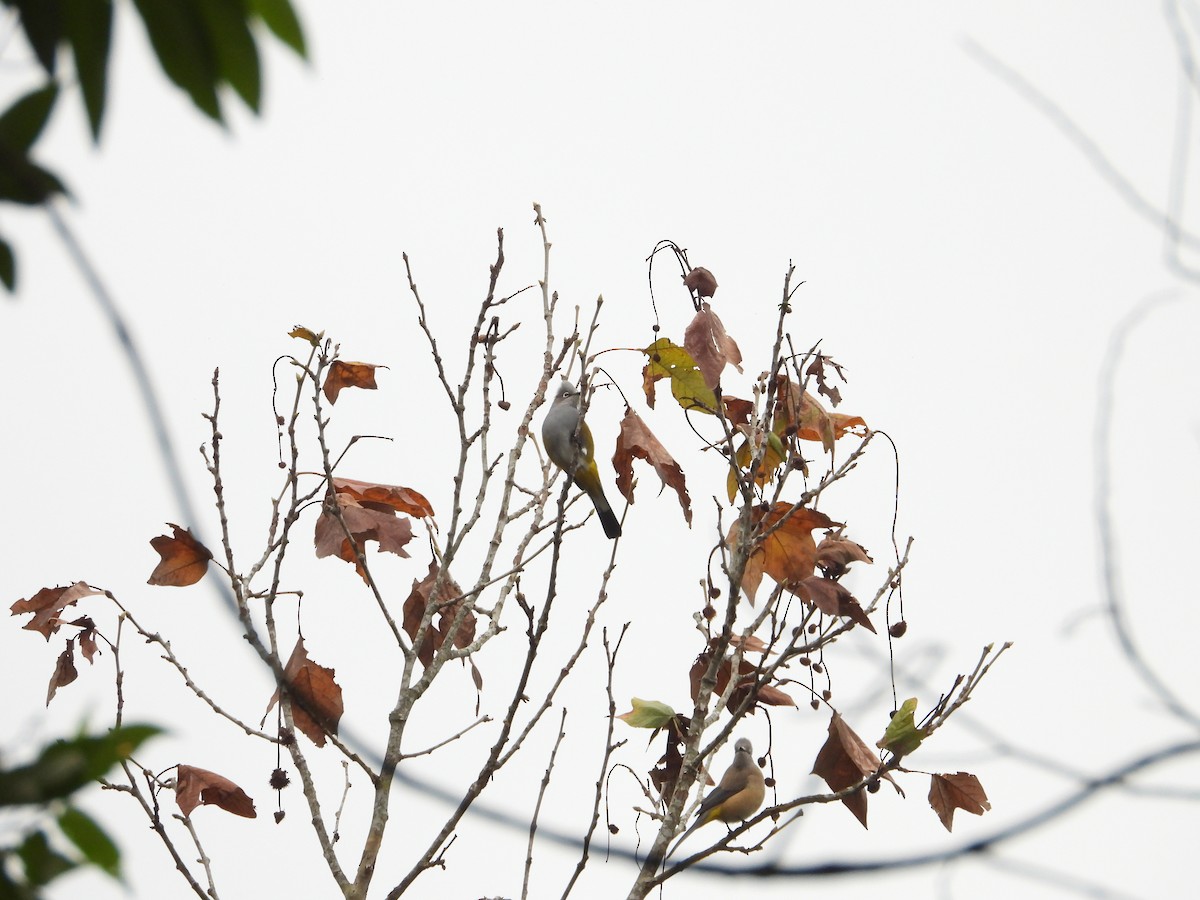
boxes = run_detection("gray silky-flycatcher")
[542,379,621,539]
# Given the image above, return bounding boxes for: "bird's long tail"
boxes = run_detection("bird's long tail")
[593,494,621,539]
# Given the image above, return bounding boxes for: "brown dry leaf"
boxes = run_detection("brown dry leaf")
[806,354,847,407]
[688,644,795,710]
[816,536,874,573]
[811,713,880,828]
[264,638,344,747]
[721,395,754,427]
[729,634,770,654]
[45,642,78,706]
[147,525,213,587]
[331,478,434,519]
[322,360,384,404]
[175,764,257,818]
[649,715,696,798]
[727,504,838,603]
[682,266,718,298]
[689,650,751,705]
[684,303,743,391]
[928,772,991,832]
[612,409,692,525]
[315,489,419,583]
[795,576,877,633]
[772,378,867,453]
[756,683,797,707]
[401,561,474,668]
[77,622,99,663]
[10,583,103,640]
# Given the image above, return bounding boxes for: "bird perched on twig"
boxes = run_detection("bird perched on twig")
[670,738,765,856]
[542,379,621,539]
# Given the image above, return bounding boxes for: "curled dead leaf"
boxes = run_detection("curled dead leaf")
[263,638,344,747]
[811,713,879,828]
[45,642,78,706]
[928,772,991,832]
[10,582,103,639]
[795,576,876,633]
[175,765,257,818]
[684,302,742,391]
[288,325,322,346]
[147,525,213,587]
[682,266,718,298]
[401,561,475,669]
[322,360,385,404]
[613,409,692,525]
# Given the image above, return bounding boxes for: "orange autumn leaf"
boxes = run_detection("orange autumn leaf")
[721,395,754,427]
[10,582,103,639]
[612,409,692,525]
[684,302,742,391]
[147,524,213,587]
[928,772,991,832]
[322,360,384,404]
[811,713,880,829]
[175,765,257,818]
[728,504,838,603]
[264,638,344,747]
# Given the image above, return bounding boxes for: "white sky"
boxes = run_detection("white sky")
[4,2,1199,899]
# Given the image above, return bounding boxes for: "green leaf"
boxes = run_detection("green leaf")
[250,0,306,56]
[876,697,926,757]
[0,857,36,900]
[0,152,68,205]
[0,235,15,292]
[57,806,120,879]
[197,0,261,112]
[0,84,61,153]
[16,830,76,888]
[131,0,222,120]
[10,0,64,73]
[0,724,161,806]
[616,697,677,729]
[63,0,114,141]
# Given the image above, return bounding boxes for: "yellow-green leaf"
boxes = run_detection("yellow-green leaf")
[876,697,925,757]
[289,325,321,345]
[616,697,676,729]
[642,338,717,414]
